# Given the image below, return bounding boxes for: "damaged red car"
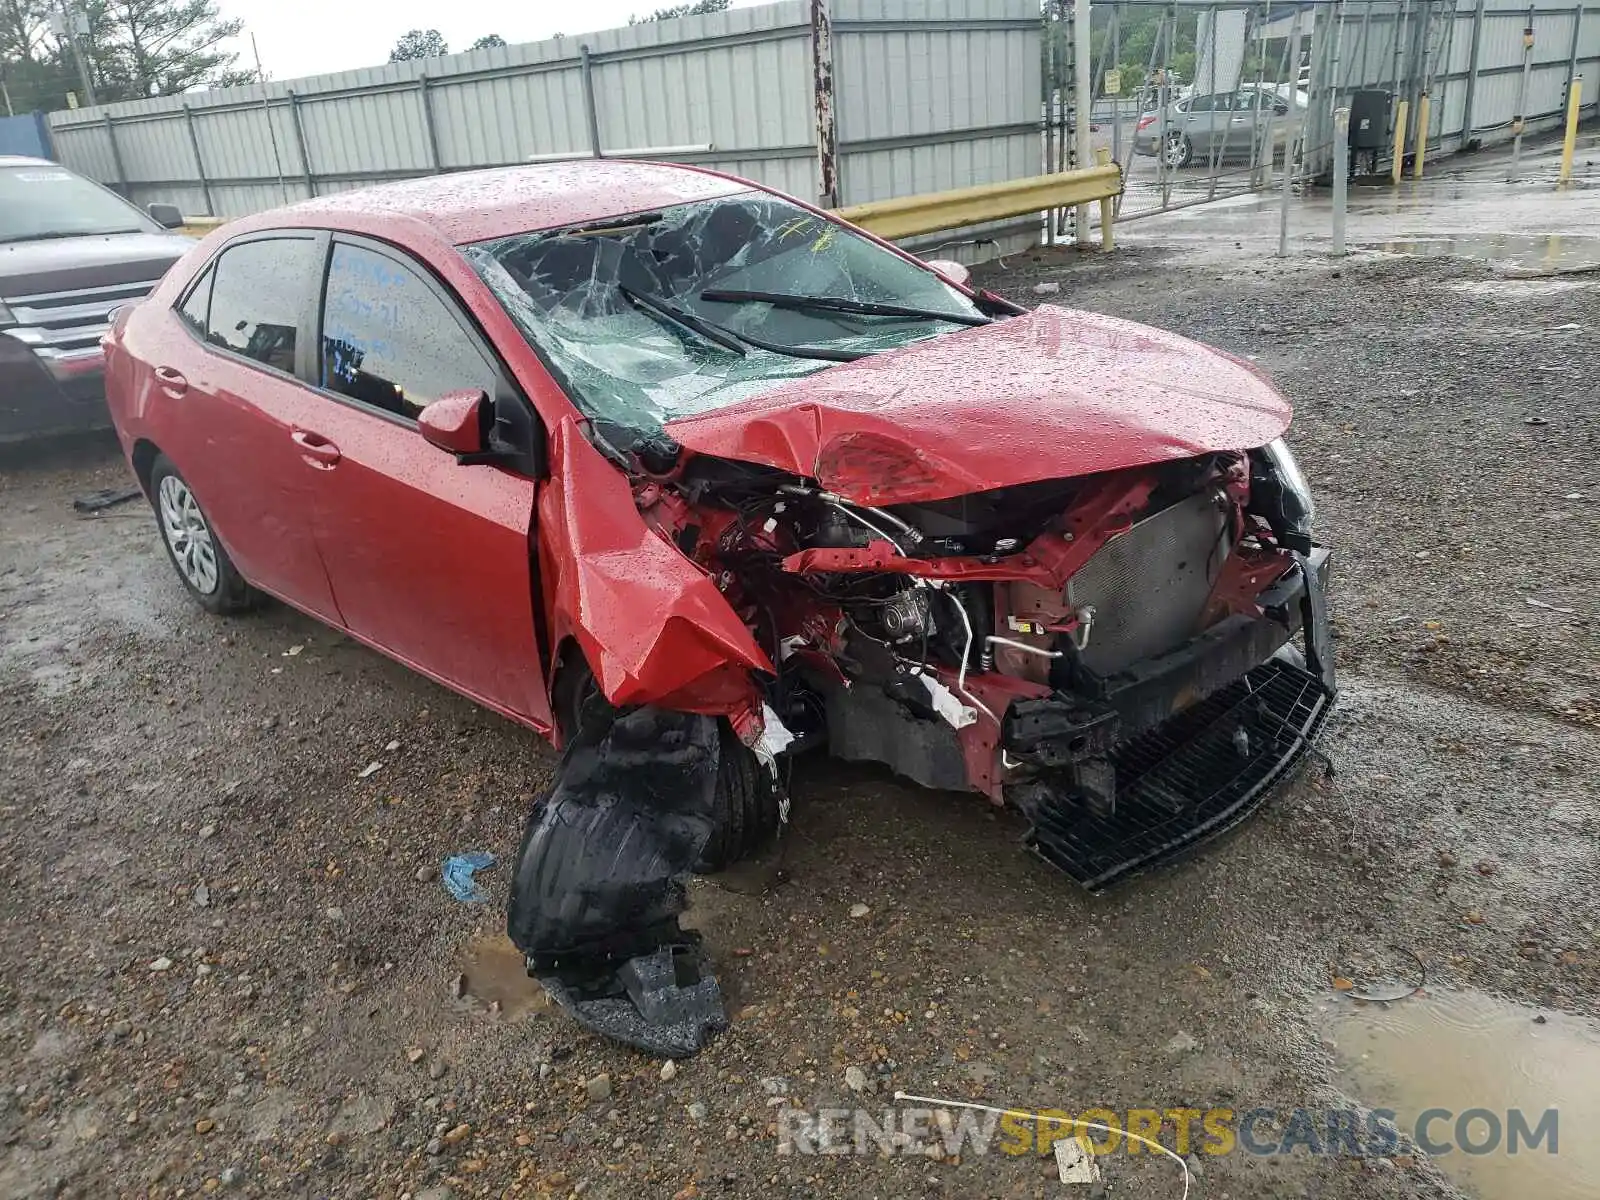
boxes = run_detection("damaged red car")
[105,161,1332,1054]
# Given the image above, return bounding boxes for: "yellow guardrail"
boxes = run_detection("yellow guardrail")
[836,161,1123,247]
[179,216,227,238]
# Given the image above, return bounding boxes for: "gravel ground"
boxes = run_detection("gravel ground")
[0,245,1595,1200]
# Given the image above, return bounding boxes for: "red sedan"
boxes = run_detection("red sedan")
[105,161,1332,1051]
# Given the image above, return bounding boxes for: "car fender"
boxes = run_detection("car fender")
[538,415,773,723]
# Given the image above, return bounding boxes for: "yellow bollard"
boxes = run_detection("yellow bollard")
[1391,98,1409,185]
[1095,146,1115,251]
[1413,93,1430,179]
[1559,77,1583,187]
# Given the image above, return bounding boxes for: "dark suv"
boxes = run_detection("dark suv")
[1,156,193,441]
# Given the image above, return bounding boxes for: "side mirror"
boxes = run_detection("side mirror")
[148,202,184,230]
[923,258,972,288]
[419,389,488,457]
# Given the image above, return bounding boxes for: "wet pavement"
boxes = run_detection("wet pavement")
[1114,129,1600,272]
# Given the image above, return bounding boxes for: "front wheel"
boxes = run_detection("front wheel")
[1162,130,1193,169]
[149,455,260,615]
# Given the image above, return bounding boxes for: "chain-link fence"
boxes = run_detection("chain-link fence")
[1043,0,1600,233]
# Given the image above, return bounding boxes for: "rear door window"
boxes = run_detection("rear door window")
[319,241,496,421]
[204,237,319,375]
[178,266,214,334]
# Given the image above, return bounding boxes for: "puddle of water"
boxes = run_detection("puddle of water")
[1372,233,1600,273]
[1328,989,1600,1200]
[1444,278,1595,298]
[457,934,548,1018]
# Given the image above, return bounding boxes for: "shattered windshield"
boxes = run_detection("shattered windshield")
[463,192,985,452]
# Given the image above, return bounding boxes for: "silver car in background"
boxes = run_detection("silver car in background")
[1134,85,1308,169]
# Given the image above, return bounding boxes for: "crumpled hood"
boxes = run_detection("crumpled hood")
[663,305,1292,505]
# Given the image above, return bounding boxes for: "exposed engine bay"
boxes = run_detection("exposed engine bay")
[509,436,1334,1056]
[637,442,1330,815]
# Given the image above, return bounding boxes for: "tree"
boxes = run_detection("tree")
[388,28,447,62]
[469,33,505,50]
[630,0,728,24]
[0,0,247,111]
[100,0,247,97]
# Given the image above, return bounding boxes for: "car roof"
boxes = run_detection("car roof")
[280,159,754,246]
[0,155,59,168]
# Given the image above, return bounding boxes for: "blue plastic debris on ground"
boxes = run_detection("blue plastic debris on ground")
[442,851,496,903]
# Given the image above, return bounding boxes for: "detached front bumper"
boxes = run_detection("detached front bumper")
[1009,548,1335,890]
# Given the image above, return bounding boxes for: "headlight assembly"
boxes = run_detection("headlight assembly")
[1250,437,1315,553]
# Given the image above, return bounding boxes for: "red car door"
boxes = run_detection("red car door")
[293,235,550,728]
[152,232,342,621]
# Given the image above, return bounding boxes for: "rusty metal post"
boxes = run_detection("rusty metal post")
[1073,0,1093,244]
[579,45,603,158]
[286,90,316,197]
[1247,0,1274,189]
[1461,0,1488,143]
[181,103,214,215]
[103,114,128,197]
[418,75,443,172]
[811,0,840,209]
[1509,10,1534,181]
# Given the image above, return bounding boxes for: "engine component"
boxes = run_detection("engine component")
[879,586,931,643]
[1066,489,1230,677]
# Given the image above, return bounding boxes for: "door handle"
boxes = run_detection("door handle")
[291,428,342,469]
[154,366,188,397]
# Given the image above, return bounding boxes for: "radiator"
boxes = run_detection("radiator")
[1066,489,1231,677]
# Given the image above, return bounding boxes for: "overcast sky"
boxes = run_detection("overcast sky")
[217,0,761,82]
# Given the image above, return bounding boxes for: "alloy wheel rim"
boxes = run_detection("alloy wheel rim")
[1163,132,1188,167]
[157,475,219,595]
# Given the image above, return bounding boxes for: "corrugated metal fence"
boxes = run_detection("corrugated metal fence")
[1306,0,1600,174]
[46,0,1042,253]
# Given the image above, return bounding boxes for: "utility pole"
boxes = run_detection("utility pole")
[56,0,98,107]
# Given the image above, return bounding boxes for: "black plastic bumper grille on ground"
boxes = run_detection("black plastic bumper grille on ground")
[1028,659,1333,891]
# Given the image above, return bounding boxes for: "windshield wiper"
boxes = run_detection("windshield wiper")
[717,325,871,363]
[618,284,746,356]
[699,288,991,327]
[619,285,873,363]
[0,228,145,245]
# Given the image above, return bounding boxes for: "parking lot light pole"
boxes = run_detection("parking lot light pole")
[1332,107,1350,256]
